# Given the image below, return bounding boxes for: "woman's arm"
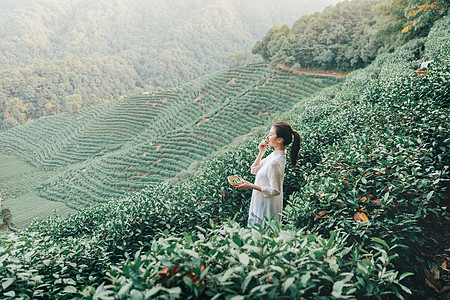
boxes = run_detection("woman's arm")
[250,140,267,174]
[235,180,261,192]
[251,150,265,168]
[237,162,283,196]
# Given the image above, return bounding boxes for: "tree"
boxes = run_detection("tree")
[2,117,19,130]
[314,48,334,69]
[255,0,382,72]
[65,94,83,114]
[1,208,13,230]
[226,51,262,68]
[252,24,292,60]
[269,36,295,66]
[402,0,450,36]
[372,0,449,51]
[5,97,29,124]
[373,0,410,51]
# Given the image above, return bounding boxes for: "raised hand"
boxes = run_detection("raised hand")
[258,139,268,153]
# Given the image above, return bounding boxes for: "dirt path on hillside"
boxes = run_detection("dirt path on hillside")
[277,63,347,78]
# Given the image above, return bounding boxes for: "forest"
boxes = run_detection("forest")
[0,0,340,130]
[253,0,449,71]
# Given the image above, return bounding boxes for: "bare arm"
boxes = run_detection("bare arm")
[251,140,267,168]
[235,180,261,192]
[238,140,269,190]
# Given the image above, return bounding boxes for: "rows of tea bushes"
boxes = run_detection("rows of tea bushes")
[88,17,448,298]
[1,14,447,300]
[36,66,341,209]
[0,63,269,168]
[68,17,450,298]
[0,142,414,299]
[0,104,107,167]
[7,111,374,298]
[0,62,341,210]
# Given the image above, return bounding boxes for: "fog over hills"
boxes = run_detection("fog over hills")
[0,0,342,129]
[0,0,343,79]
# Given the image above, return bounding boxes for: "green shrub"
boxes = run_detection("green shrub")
[424,15,450,62]
[283,48,449,294]
[0,232,110,298]
[93,220,412,299]
[2,13,449,299]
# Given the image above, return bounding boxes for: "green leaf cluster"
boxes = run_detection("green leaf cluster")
[87,221,412,299]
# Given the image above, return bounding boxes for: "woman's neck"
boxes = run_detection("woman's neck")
[274,144,285,151]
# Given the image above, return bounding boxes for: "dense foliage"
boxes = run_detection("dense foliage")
[252,0,449,71]
[103,222,412,299]
[0,3,448,300]
[0,0,341,130]
[253,0,381,71]
[0,220,412,299]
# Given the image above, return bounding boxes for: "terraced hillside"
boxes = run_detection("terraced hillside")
[0,63,342,210]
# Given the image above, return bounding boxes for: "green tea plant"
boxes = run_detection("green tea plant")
[1,13,448,300]
[92,220,412,299]
[34,64,341,209]
[0,231,111,298]
[281,34,449,295]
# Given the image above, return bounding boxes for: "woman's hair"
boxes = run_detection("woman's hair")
[272,121,301,168]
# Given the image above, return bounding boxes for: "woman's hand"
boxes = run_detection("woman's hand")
[235,180,261,192]
[258,139,268,153]
[235,180,252,190]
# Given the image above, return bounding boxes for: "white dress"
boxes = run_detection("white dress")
[248,149,286,226]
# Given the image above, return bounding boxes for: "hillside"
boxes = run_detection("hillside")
[0,0,342,130]
[0,0,448,298]
[0,153,76,228]
[0,12,448,297]
[0,63,342,224]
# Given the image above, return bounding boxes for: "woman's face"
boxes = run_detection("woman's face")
[267,126,280,147]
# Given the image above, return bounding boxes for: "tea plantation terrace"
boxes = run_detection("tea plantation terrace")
[0,63,342,209]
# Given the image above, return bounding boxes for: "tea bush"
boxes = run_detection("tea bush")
[92,220,412,299]
[282,36,449,294]
[425,14,450,63]
[1,15,449,299]
[0,232,111,298]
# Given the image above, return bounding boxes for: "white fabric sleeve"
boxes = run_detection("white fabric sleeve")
[250,163,260,175]
[260,161,283,196]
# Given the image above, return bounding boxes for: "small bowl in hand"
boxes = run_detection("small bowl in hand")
[227,175,243,186]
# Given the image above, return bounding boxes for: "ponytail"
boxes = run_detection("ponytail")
[272,121,301,169]
[290,130,301,168]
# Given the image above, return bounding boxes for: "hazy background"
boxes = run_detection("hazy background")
[0,0,342,130]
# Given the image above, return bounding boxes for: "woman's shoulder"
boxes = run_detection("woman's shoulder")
[265,150,285,164]
[267,156,285,168]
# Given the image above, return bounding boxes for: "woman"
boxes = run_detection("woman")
[235,121,301,226]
